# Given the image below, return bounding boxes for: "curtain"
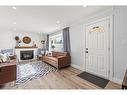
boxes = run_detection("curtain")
[46,34,49,51]
[62,27,71,53]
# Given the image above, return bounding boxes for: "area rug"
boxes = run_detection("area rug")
[16,61,57,84]
[77,72,109,88]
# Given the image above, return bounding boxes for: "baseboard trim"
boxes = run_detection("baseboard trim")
[111,78,122,85]
[71,64,123,85]
[71,64,84,71]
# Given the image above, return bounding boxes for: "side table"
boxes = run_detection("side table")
[0,60,17,85]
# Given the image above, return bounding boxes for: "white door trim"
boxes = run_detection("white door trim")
[82,15,114,80]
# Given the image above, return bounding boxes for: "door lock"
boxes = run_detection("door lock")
[85,51,88,53]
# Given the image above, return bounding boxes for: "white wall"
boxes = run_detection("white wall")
[70,8,113,70]
[70,24,83,67]
[114,6,127,82]
[0,30,46,49]
[70,7,127,84]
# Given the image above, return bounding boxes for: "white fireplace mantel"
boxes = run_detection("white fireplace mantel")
[15,48,38,61]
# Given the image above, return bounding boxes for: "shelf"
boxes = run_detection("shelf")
[15,46,38,49]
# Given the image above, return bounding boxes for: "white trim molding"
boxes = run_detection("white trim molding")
[71,64,84,71]
[15,48,38,61]
[83,16,114,80]
[111,78,122,85]
[71,63,122,85]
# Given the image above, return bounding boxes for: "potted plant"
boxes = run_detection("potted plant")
[51,45,55,51]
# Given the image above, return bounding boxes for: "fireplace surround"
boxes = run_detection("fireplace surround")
[20,50,34,60]
[15,47,37,61]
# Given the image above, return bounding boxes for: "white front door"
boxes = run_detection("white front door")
[85,19,110,79]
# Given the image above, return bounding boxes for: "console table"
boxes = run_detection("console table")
[0,60,17,85]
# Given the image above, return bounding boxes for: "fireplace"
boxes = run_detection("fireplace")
[20,50,34,60]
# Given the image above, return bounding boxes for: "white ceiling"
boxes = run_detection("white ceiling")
[0,6,112,34]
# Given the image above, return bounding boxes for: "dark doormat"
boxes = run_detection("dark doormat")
[77,72,109,88]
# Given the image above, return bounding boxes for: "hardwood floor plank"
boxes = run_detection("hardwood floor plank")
[0,66,121,89]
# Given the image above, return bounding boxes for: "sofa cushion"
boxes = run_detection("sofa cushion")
[52,51,68,57]
[57,56,64,58]
[46,56,58,62]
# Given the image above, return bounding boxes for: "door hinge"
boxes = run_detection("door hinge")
[108,23,110,28]
[108,48,110,51]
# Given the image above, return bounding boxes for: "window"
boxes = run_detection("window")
[49,32,63,52]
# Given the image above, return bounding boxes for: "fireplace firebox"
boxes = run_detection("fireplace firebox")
[20,50,34,60]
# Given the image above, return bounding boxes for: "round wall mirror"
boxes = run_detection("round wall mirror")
[22,36,31,44]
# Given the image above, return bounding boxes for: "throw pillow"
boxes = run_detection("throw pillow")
[5,55,10,63]
[0,53,10,63]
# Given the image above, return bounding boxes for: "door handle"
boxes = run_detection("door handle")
[86,51,88,53]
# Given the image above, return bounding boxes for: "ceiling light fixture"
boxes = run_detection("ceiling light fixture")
[56,21,60,24]
[12,6,16,10]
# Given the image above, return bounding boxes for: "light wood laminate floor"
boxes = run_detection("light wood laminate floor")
[0,66,121,89]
